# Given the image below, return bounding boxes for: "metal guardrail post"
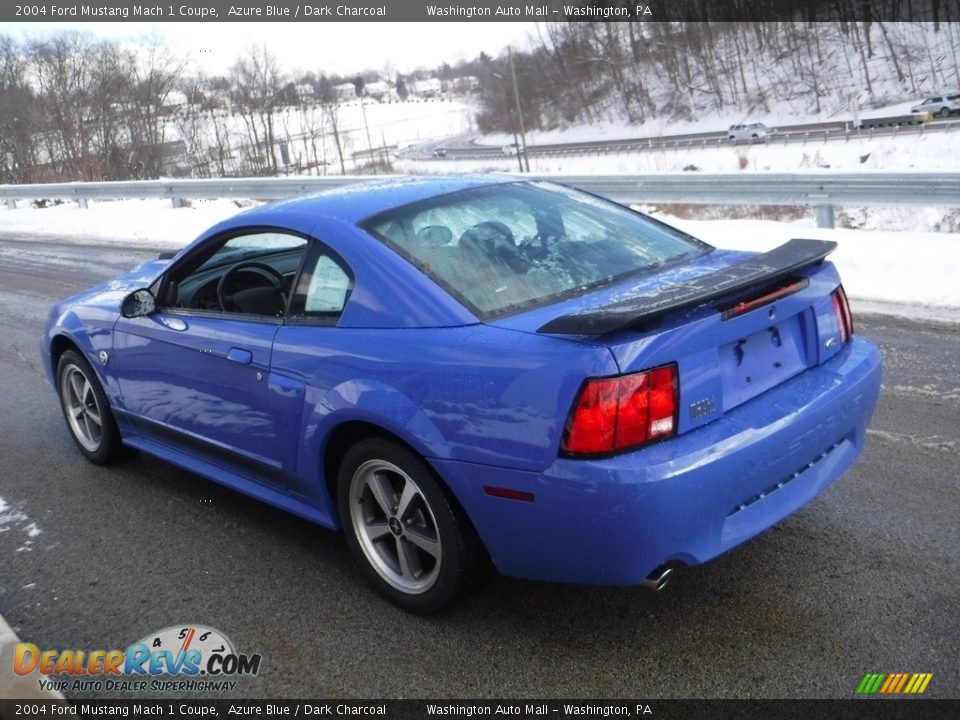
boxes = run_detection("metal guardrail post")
[77,198,88,209]
[5,199,14,210]
[172,197,186,208]
[815,204,835,229]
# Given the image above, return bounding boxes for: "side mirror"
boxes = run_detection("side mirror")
[121,289,157,318]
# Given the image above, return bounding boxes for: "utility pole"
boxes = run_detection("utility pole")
[359,91,376,175]
[508,46,530,173]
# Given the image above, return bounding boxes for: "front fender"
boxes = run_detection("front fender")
[43,311,121,407]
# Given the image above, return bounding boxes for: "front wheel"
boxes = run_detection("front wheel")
[337,438,485,614]
[57,349,123,464]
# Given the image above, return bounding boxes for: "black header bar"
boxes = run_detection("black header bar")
[0,699,956,719]
[3,0,959,23]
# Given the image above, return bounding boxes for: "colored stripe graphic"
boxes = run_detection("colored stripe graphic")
[857,672,933,694]
[879,674,897,693]
[893,673,910,693]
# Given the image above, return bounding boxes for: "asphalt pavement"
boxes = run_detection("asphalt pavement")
[0,234,957,699]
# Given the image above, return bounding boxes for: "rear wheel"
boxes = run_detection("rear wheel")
[56,349,122,464]
[937,107,950,118]
[337,438,484,614]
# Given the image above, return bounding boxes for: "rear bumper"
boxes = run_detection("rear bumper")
[434,336,882,584]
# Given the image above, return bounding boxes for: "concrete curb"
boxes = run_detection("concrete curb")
[0,612,65,703]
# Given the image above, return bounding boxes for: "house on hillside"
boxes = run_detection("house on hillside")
[296,83,315,103]
[333,83,356,102]
[412,78,442,98]
[364,81,393,101]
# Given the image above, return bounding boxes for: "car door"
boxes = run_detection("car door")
[112,229,310,491]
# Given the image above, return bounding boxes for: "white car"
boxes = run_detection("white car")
[909,94,960,118]
[502,142,525,156]
[727,123,776,141]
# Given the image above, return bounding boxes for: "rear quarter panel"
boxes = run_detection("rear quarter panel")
[271,323,618,478]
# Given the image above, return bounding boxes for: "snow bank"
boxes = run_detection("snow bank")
[0,198,256,249]
[661,214,960,321]
[0,196,956,322]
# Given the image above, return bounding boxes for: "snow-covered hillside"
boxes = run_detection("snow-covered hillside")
[395,130,960,234]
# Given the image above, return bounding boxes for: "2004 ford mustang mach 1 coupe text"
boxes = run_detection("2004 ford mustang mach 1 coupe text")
[43,177,882,613]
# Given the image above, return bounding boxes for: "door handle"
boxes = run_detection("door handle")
[226,348,253,365]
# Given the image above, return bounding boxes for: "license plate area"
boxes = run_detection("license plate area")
[719,314,809,409]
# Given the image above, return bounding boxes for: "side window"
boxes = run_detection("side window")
[163,230,308,316]
[288,244,353,323]
[304,256,351,313]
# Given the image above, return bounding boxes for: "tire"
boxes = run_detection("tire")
[337,438,485,614]
[937,107,950,118]
[751,133,759,139]
[56,349,123,465]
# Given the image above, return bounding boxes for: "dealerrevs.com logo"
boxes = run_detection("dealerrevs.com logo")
[13,624,262,693]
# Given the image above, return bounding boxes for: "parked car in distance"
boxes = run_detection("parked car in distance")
[43,176,882,614]
[502,141,525,156]
[728,122,776,141]
[432,147,447,158]
[909,93,960,117]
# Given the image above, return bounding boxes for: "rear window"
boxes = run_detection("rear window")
[361,182,709,318]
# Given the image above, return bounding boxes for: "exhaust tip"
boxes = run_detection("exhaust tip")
[642,565,673,592]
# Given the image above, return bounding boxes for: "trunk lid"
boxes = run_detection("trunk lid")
[491,239,847,435]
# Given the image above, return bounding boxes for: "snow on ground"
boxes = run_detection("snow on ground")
[402,126,960,175]
[0,198,258,249]
[0,195,956,322]
[0,496,42,553]
[396,130,960,234]
[472,100,933,148]
[655,214,960,322]
[167,98,475,174]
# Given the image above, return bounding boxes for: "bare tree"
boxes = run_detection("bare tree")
[124,39,185,178]
[0,35,40,183]
[229,44,284,174]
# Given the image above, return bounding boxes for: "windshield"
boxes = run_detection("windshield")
[361,181,710,318]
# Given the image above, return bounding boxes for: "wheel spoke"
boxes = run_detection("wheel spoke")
[405,527,440,560]
[85,406,102,426]
[396,480,417,521]
[82,378,93,407]
[365,472,396,516]
[69,373,84,404]
[364,522,392,542]
[396,537,422,580]
[82,414,95,442]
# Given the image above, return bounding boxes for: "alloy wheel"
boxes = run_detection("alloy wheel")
[61,364,103,452]
[348,459,443,594]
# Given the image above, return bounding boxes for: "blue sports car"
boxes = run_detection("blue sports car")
[42,177,882,613]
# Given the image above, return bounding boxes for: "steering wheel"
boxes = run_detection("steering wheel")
[216,261,287,313]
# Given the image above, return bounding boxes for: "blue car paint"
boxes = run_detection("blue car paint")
[42,176,883,585]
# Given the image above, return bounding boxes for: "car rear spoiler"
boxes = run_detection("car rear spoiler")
[537,238,837,335]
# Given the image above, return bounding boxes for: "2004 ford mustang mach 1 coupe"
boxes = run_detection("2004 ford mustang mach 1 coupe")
[43,177,882,613]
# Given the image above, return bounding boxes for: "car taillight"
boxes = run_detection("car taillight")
[561,364,678,457]
[831,285,853,343]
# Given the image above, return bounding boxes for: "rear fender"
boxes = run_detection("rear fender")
[298,378,456,525]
